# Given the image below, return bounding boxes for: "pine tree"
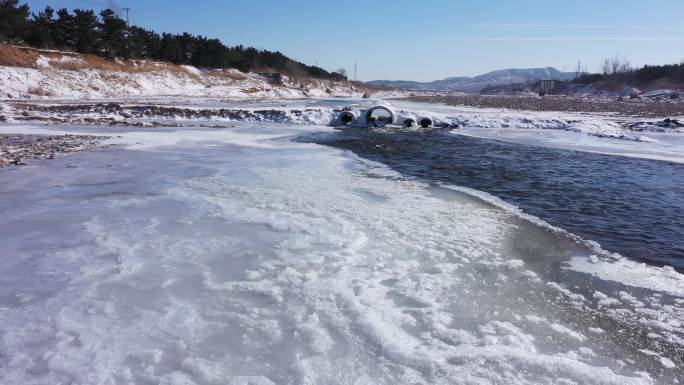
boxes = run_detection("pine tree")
[0,0,30,43]
[157,33,183,64]
[127,26,160,59]
[175,32,197,64]
[72,9,99,54]
[26,6,55,48]
[53,8,75,50]
[99,9,127,58]
[192,37,227,68]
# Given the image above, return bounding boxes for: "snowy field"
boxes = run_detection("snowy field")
[1,99,683,384]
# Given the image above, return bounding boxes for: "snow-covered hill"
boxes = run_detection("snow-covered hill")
[0,45,370,100]
[369,67,576,92]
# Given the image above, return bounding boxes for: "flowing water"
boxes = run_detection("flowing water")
[304,128,684,270]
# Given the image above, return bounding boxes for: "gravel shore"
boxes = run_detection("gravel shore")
[0,133,110,167]
[405,94,684,118]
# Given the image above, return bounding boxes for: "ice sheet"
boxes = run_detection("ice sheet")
[0,121,681,384]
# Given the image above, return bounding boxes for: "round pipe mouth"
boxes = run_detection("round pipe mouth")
[339,111,355,125]
[366,106,394,128]
[419,117,433,128]
[403,118,415,128]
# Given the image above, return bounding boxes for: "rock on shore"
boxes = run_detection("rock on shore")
[0,133,109,166]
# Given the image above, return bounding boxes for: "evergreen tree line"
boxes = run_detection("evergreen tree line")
[574,64,684,85]
[572,56,684,85]
[0,0,346,81]
[577,64,684,83]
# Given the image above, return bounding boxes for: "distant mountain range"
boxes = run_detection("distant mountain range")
[368,67,576,92]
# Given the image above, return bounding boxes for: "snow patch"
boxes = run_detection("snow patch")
[568,256,684,297]
[35,55,50,68]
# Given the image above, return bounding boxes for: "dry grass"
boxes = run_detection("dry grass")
[0,44,40,67]
[294,76,374,92]
[52,54,186,74]
[0,44,200,76]
[27,86,53,97]
[100,72,124,82]
[241,87,263,94]
[206,68,247,81]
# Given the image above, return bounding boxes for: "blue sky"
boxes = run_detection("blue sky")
[24,0,684,81]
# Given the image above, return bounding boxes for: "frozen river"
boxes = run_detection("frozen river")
[0,102,683,384]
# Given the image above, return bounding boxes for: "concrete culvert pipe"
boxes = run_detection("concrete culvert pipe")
[365,106,395,128]
[418,117,433,128]
[339,111,357,126]
[403,118,416,128]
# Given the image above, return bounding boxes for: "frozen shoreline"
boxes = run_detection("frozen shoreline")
[0,117,681,384]
[0,133,111,167]
[3,96,684,168]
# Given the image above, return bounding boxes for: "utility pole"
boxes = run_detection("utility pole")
[122,7,130,27]
[122,7,130,57]
[354,62,357,82]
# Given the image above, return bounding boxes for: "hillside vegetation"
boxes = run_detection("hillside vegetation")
[567,56,684,93]
[0,0,345,81]
[0,43,372,99]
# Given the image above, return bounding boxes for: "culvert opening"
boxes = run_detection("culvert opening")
[366,106,394,128]
[339,112,355,125]
[419,117,433,128]
[403,118,416,128]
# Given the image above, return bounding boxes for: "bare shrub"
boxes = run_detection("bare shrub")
[206,69,247,81]
[602,55,632,75]
[27,86,52,96]
[241,87,262,94]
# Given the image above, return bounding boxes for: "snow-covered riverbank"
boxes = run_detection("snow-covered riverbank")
[391,100,684,164]
[0,45,381,100]
[4,97,684,164]
[0,63,367,100]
